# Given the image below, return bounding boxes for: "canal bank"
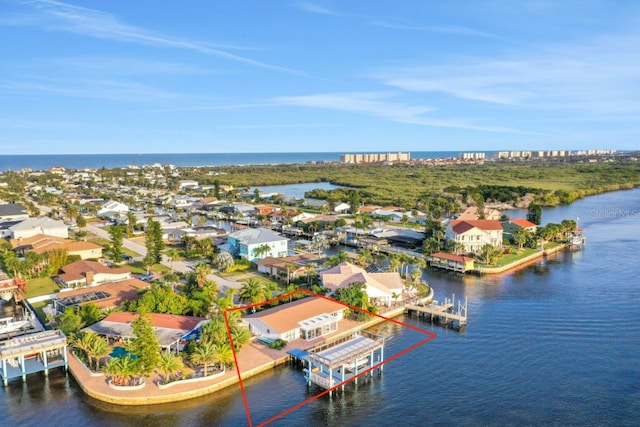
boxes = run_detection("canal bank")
[67,305,409,406]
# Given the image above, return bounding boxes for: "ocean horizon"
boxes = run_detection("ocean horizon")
[0,151,488,172]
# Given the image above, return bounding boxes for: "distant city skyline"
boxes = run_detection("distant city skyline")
[1,1,639,154]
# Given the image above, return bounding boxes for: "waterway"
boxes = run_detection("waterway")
[2,188,640,426]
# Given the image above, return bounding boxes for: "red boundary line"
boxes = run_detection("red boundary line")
[224,289,437,427]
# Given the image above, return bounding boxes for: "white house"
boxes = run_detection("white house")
[226,227,288,262]
[97,200,130,220]
[243,297,346,342]
[178,180,199,190]
[9,217,68,239]
[445,220,504,253]
[0,203,29,221]
[55,260,131,289]
[320,262,405,307]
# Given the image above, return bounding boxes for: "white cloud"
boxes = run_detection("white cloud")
[374,32,640,116]
[16,0,305,75]
[373,21,497,38]
[271,91,523,133]
[293,1,340,16]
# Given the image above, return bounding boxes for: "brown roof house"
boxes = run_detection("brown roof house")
[55,260,131,289]
[52,278,148,314]
[244,297,346,342]
[11,234,103,260]
[320,262,405,307]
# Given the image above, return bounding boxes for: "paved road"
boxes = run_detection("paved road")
[84,223,241,292]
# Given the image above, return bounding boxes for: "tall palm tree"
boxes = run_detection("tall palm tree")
[214,343,235,369]
[72,331,95,364]
[194,262,211,288]
[238,278,270,311]
[87,334,111,371]
[190,341,218,377]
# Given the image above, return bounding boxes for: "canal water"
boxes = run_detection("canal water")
[2,189,639,426]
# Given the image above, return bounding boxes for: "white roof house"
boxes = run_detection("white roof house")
[97,200,130,219]
[226,227,288,262]
[9,217,68,239]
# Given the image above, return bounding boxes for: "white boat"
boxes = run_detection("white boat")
[0,316,33,334]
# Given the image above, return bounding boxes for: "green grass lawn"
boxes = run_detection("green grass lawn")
[128,261,171,275]
[25,277,59,299]
[492,247,540,268]
[29,300,51,329]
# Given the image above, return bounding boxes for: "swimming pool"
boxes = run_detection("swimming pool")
[109,346,136,359]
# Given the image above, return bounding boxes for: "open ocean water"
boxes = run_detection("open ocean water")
[1,174,639,425]
[0,151,484,172]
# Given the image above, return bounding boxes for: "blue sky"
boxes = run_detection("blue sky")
[1,0,639,154]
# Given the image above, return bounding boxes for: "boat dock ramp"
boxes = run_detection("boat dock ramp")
[405,294,468,330]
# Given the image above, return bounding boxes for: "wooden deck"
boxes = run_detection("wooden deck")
[405,296,468,329]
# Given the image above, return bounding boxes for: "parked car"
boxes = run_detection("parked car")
[139,273,154,282]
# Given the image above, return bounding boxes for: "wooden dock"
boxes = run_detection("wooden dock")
[405,295,468,329]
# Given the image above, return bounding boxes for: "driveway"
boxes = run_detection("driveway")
[84,223,240,292]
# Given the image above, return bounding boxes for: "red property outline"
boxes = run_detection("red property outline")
[224,289,437,427]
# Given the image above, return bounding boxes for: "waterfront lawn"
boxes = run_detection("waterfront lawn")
[493,247,539,268]
[25,277,58,298]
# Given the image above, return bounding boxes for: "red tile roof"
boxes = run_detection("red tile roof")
[510,218,537,228]
[431,252,474,263]
[451,220,503,233]
[102,312,205,331]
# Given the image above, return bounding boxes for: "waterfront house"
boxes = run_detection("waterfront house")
[55,260,131,289]
[243,297,346,342]
[429,252,475,273]
[9,217,68,239]
[11,234,103,260]
[445,220,504,253]
[502,218,538,236]
[457,206,501,221]
[225,227,288,263]
[52,278,148,314]
[83,312,207,352]
[320,262,405,307]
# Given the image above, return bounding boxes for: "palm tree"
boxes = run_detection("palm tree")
[190,341,218,377]
[165,248,181,272]
[230,325,252,351]
[194,262,211,288]
[252,244,271,260]
[304,263,317,285]
[157,351,185,384]
[238,278,270,311]
[514,228,528,251]
[104,355,137,386]
[410,268,422,284]
[214,343,235,369]
[87,334,111,371]
[388,254,401,272]
[311,234,330,257]
[356,249,373,267]
[72,331,95,364]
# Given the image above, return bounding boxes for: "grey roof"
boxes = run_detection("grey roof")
[0,203,28,217]
[228,227,287,245]
[83,321,200,348]
[9,217,66,231]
